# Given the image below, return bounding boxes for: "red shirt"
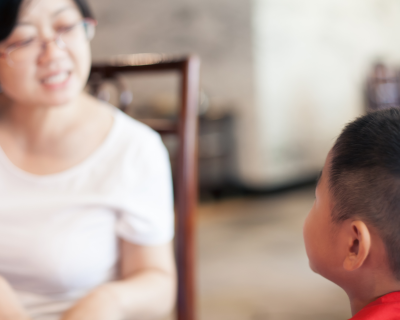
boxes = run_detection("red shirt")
[351,292,400,319]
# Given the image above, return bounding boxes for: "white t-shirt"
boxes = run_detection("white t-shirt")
[0,107,174,320]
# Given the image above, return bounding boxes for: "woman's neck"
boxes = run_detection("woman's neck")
[0,93,113,175]
[1,93,88,143]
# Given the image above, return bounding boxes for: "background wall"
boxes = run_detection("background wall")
[87,0,400,188]
[252,0,400,187]
[87,0,259,189]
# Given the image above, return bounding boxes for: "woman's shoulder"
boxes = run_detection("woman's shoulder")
[114,109,160,140]
[99,108,171,190]
[109,107,167,160]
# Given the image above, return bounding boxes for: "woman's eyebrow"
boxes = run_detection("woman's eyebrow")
[16,6,75,26]
[52,6,75,17]
[16,22,34,26]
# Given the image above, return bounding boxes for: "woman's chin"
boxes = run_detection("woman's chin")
[43,96,77,107]
[25,93,79,108]
[36,87,82,107]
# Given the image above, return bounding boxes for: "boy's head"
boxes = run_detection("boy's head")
[304,108,400,290]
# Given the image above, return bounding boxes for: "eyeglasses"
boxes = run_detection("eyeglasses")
[0,19,96,68]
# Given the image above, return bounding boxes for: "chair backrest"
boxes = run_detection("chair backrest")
[89,54,200,320]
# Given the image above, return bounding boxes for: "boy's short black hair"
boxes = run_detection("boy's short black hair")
[0,0,94,42]
[330,108,400,279]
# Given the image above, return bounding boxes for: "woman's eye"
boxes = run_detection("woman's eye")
[57,22,79,33]
[9,37,35,49]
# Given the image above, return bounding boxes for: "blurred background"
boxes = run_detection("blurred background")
[87,0,400,319]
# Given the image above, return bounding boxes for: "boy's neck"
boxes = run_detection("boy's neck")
[347,278,400,315]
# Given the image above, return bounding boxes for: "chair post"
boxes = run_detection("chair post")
[89,55,201,320]
[176,55,200,320]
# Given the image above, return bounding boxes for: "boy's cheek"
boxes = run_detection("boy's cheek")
[304,240,329,276]
[303,207,318,252]
[303,217,318,271]
[308,256,319,273]
[303,216,328,275]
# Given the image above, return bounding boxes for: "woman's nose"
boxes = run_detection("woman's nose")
[38,37,68,65]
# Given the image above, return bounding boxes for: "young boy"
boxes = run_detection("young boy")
[303,108,400,319]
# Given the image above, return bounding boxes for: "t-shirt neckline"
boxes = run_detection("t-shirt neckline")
[0,107,122,183]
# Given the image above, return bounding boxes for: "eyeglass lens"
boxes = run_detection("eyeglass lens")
[7,21,93,67]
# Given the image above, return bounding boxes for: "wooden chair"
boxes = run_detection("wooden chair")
[88,54,200,320]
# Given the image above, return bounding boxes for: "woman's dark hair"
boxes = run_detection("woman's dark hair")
[0,0,94,42]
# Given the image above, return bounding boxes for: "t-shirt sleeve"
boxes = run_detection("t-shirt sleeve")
[115,131,175,246]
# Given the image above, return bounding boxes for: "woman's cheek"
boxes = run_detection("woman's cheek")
[72,43,92,89]
[0,68,33,102]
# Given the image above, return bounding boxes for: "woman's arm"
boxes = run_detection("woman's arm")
[0,276,31,320]
[61,240,177,320]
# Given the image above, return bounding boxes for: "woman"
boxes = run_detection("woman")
[0,0,176,319]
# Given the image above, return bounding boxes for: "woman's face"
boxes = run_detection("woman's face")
[0,0,92,107]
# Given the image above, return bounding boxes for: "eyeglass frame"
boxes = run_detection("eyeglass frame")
[0,18,97,67]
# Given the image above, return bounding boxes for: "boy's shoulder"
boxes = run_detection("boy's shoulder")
[350,292,400,320]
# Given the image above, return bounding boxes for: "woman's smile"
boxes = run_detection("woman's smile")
[40,70,72,88]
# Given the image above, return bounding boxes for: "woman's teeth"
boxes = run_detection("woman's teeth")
[43,72,69,84]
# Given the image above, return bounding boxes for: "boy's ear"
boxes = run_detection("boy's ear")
[343,221,371,271]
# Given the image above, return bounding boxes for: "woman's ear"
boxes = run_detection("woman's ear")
[343,220,371,271]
